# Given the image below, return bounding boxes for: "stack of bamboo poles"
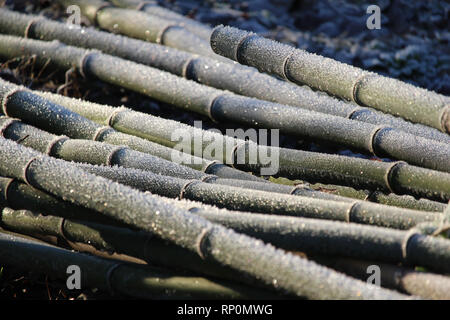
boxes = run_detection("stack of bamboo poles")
[0,2,448,300]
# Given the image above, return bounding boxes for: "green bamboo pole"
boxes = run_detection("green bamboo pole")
[0,206,287,295]
[0,115,216,181]
[35,90,450,202]
[0,176,119,226]
[306,182,446,213]
[0,230,275,299]
[313,257,450,300]
[75,162,442,230]
[1,35,448,175]
[0,9,446,143]
[55,0,227,62]
[187,205,450,274]
[109,0,212,40]
[2,207,448,285]
[211,25,450,133]
[2,97,440,223]
[0,105,400,208]
[0,79,262,183]
[0,138,409,299]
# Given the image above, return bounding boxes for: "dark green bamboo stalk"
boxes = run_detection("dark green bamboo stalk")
[55,0,226,62]
[0,230,275,299]
[1,9,446,143]
[0,83,389,205]
[211,25,450,133]
[2,206,448,290]
[0,207,283,295]
[0,82,372,205]
[0,79,262,183]
[35,90,450,202]
[75,162,442,230]
[186,204,450,274]
[313,257,450,300]
[0,176,119,226]
[306,182,446,213]
[0,137,408,299]
[0,115,216,181]
[1,35,448,174]
[109,0,212,40]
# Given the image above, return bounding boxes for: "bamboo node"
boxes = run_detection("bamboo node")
[206,93,224,123]
[0,177,16,208]
[79,51,98,78]
[385,161,407,193]
[282,50,298,83]
[439,105,450,133]
[105,262,123,296]
[24,17,44,38]
[368,125,389,156]
[106,106,128,127]
[181,56,198,80]
[156,24,179,45]
[0,117,19,138]
[179,180,201,200]
[401,229,421,262]
[234,33,257,64]
[92,4,114,26]
[346,201,361,223]
[195,226,214,260]
[1,87,24,117]
[45,135,69,156]
[92,126,114,142]
[346,106,365,120]
[58,217,69,242]
[22,155,44,187]
[107,146,128,166]
[201,160,220,174]
[352,73,375,105]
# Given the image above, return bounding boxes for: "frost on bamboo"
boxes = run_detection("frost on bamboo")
[0,34,448,174]
[0,8,447,143]
[0,137,409,299]
[210,25,450,133]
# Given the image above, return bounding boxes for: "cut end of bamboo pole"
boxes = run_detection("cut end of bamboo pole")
[210,25,251,62]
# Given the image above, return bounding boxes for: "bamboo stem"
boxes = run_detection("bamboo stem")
[0,230,275,299]
[0,115,213,181]
[0,8,446,143]
[0,207,282,294]
[210,25,450,133]
[0,79,262,182]
[307,182,446,213]
[0,137,410,299]
[2,207,448,285]
[188,206,450,274]
[34,91,450,202]
[0,176,118,225]
[0,34,448,174]
[55,0,226,62]
[313,256,450,300]
[75,162,442,230]
[109,0,213,40]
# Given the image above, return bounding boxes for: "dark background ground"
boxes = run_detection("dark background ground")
[0,0,448,299]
